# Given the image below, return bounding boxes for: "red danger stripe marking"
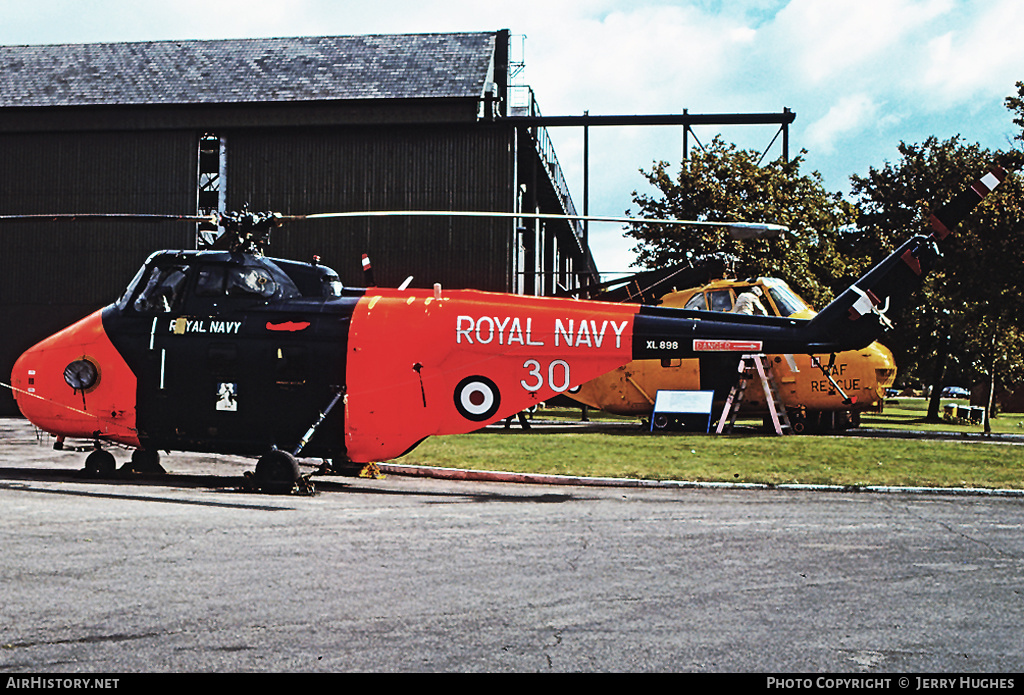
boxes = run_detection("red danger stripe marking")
[266,321,310,332]
[693,340,763,352]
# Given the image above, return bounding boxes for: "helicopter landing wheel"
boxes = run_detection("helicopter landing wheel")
[127,449,165,474]
[254,450,301,494]
[84,449,116,477]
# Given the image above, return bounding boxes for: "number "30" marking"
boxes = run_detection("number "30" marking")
[521,359,571,392]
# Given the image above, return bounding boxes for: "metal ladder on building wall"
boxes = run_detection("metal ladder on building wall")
[715,354,791,435]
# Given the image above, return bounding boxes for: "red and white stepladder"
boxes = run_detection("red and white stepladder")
[715,354,792,435]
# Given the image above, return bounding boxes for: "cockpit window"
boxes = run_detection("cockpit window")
[683,293,706,310]
[128,257,303,313]
[275,260,344,298]
[195,263,297,301]
[195,265,226,297]
[196,265,276,298]
[133,265,188,313]
[707,289,734,312]
[682,289,735,312]
[227,267,278,299]
[763,281,811,317]
[676,279,811,318]
[322,272,344,298]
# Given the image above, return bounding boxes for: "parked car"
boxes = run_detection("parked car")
[941,386,970,398]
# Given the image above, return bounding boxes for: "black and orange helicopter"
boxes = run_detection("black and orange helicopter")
[3,163,1009,491]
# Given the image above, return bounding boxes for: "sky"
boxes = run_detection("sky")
[3,0,1023,276]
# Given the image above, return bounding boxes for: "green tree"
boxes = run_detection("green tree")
[848,135,1024,422]
[625,125,1024,426]
[625,137,860,308]
[1005,80,1024,140]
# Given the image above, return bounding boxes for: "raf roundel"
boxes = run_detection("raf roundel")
[454,375,501,422]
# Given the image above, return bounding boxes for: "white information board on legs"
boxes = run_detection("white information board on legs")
[650,390,715,432]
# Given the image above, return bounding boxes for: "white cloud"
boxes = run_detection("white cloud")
[766,0,954,85]
[804,94,880,154]
[920,0,1024,109]
[520,4,762,115]
[4,0,1020,272]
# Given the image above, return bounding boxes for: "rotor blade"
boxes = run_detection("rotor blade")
[0,210,788,239]
[928,165,1008,239]
[805,162,1012,351]
[0,213,217,224]
[289,210,788,237]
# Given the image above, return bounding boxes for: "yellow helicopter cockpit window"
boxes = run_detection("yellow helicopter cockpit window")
[761,280,812,317]
[707,289,734,312]
[680,280,812,318]
[682,288,735,312]
[683,293,706,311]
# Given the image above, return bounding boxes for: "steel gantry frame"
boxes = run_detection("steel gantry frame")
[504,108,796,279]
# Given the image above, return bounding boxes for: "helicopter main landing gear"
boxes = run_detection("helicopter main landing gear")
[787,408,857,434]
[83,448,116,477]
[126,449,165,474]
[250,449,315,495]
[245,388,343,494]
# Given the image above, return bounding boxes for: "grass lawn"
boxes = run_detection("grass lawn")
[394,398,1024,490]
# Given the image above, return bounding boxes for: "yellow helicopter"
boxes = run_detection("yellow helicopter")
[568,268,897,433]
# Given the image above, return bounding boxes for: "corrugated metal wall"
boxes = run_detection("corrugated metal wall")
[0,123,522,415]
[0,130,197,415]
[0,131,197,304]
[225,125,516,290]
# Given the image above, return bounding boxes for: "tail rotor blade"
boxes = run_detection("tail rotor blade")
[928,165,1008,239]
[807,163,1012,351]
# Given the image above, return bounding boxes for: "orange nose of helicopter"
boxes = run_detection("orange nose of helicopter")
[11,309,139,447]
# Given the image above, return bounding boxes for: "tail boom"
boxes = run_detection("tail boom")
[805,164,1009,351]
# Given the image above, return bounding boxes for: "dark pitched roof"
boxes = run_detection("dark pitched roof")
[0,32,497,108]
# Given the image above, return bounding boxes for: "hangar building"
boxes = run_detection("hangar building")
[0,30,595,416]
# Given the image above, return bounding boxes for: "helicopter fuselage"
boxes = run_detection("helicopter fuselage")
[9,160,1009,470]
[570,277,899,428]
[12,251,357,458]
[11,248,864,465]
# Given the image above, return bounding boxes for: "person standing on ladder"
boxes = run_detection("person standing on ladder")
[732,286,767,315]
